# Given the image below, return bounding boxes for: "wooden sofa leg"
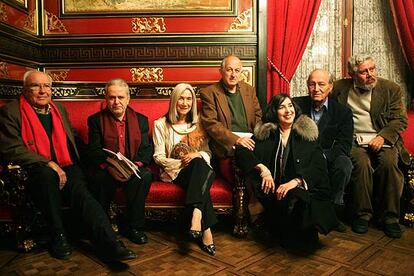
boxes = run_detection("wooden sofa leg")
[5,164,36,252]
[401,154,414,227]
[233,163,249,237]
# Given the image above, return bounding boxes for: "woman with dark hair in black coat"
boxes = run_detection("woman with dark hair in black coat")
[235,94,336,248]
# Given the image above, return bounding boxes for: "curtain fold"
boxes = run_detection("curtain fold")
[266,0,321,101]
[389,0,414,73]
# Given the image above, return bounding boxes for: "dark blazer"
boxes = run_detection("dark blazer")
[294,96,353,159]
[84,110,153,169]
[235,115,336,234]
[200,81,262,158]
[0,100,78,166]
[332,78,409,164]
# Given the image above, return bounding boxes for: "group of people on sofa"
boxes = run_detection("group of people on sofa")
[0,53,408,262]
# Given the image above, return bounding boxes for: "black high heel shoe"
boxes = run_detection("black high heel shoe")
[189,230,202,239]
[201,243,216,256]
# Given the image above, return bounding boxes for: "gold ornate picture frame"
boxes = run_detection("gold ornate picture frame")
[60,0,237,17]
[2,0,28,12]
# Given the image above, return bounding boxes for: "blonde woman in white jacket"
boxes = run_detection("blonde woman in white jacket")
[153,83,217,256]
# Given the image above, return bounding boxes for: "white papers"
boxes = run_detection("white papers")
[103,148,141,179]
[232,132,253,138]
[355,133,391,148]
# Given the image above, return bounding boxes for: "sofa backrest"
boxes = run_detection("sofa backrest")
[58,99,170,144]
[1,99,414,155]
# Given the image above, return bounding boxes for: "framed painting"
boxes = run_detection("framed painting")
[1,0,28,12]
[60,0,237,17]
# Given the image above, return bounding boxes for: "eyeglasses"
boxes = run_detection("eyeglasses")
[357,67,376,76]
[27,83,52,91]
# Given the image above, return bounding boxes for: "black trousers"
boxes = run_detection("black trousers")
[88,168,152,230]
[324,150,353,206]
[173,158,217,231]
[26,164,117,247]
[249,173,318,244]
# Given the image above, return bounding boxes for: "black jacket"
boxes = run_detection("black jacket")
[84,110,153,169]
[294,96,353,160]
[235,115,336,234]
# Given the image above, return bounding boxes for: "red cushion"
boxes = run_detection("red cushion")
[219,158,235,184]
[402,110,414,155]
[0,206,14,221]
[114,178,232,208]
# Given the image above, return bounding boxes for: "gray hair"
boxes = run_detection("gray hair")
[167,83,198,124]
[307,68,335,84]
[104,78,130,98]
[347,54,375,75]
[23,70,52,85]
[220,55,242,69]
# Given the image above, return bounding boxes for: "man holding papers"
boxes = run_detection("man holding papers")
[332,54,409,238]
[200,55,262,159]
[200,55,263,223]
[85,78,153,244]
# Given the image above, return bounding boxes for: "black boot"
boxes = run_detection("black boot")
[50,232,72,260]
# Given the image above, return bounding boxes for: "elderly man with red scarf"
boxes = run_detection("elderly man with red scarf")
[84,78,152,245]
[0,71,136,261]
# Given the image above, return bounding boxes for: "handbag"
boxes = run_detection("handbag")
[171,142,193,159]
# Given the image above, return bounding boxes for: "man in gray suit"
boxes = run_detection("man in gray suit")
[332,55,409,238]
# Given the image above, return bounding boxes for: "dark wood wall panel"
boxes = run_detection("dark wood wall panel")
[0,29,40,65]
[41,44,257,64]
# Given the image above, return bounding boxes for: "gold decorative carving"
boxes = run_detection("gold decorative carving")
[0,3,8,22]
[130,67,164,82]
[131,17,166,33]
[23,10,36,33]
[44,11,68,34]
[46,70,69,81]
[229,8,252,32]
[52,87,77,97]
[0,62,9,78]
[239,68,252,86]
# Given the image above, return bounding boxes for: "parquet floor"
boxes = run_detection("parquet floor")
[1,217,414,275]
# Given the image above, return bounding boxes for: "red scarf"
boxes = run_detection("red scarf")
[20,95,73,167]
[100,106,141,160]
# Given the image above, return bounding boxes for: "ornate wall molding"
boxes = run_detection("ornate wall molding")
[46,69,69,81]
[0,3,8,23]
[44,10,68,35]
[0,80,208,99]
[131,17,166,33]
[229,8,252,32]
[0,83,21,98]
[42,45,256,63]
[131,67,164,82]
[0,62,9,78]
[23,10,36,34]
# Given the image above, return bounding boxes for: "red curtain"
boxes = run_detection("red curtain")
[266,0,321,102]
[389,0,414,73]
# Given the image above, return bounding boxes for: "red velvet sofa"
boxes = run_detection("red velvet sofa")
[0,98,413,251]
[0,99,247,251]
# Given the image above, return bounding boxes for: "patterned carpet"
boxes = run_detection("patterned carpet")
[1,218,413,275]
